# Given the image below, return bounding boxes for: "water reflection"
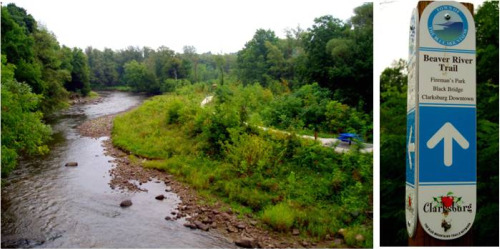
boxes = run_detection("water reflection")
[1,92,234,248]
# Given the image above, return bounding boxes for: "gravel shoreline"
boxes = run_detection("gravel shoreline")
[77,109,345,248]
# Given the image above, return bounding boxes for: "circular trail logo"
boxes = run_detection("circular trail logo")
[428,5,468,46]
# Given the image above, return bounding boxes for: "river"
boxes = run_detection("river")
[1,91,235,248]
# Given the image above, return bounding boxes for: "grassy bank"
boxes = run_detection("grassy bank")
[88,91,100,99]
[112,85,372,247]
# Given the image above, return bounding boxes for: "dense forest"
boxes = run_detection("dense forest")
[2,3,373,176]
[380,1,499,246]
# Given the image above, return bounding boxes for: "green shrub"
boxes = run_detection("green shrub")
[1,79,52,176]
[224,129,274,176]
[165,99,183,124]
[261,202,296,232]
[342,225,373,248]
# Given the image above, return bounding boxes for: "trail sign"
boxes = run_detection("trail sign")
[414,1,476,241]
[405,7,419,238]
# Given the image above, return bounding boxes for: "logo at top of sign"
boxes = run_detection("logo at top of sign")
[428,5,468,46]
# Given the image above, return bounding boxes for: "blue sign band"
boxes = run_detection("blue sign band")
[420,103,476,108]
[420,182,476,186]
[420,47,475,54]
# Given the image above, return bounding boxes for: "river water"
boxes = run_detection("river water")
[1,91,234,248]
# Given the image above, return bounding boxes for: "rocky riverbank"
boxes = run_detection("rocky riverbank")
[69,92,103,105]
[78,113,352,248]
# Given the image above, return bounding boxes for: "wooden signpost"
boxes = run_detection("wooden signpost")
[407,1,476,246]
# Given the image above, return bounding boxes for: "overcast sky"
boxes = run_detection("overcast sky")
[5,0,488,79]
[6,0,368,54]
[374,0,486,78]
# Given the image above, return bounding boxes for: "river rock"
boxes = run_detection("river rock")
[65,162,78,167]
[256,241,267,248]
[155,194,165,200]
[202,217,212,224]
[165,186,172,192]
[333,238,344,246]
[337,228,346,238]
[250,220,258,226]
[236,223,246,230]
[1,238,45,248]
[292,228,300,236]
[120,200,132,207]
[165,216,172,221]
[221,212,232,221]
[355,234,365,242]
[235,237,255,248]
[194,221,209,231]
[183,222,197,229]
[226,225,238,233]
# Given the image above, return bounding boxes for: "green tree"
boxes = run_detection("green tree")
[476,1,499,86]
[1,55,52,176]
[237,29,280,86]
[67,48,91,95]
[379,61,410,246]
[473,1,499,245]
[32,27,70,112]
[301,15,347,88]
[183,45,199,82]
[123,60,159,93]
[215,54,225,85]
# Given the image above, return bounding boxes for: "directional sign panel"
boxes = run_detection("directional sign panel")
[419,106,476,182]
[406,109,417,237]
[406,8,419,238]
[417,1,476,240]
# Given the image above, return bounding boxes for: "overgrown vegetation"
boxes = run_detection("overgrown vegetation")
[113,83,373,247]
[1,4,92,175]
[380,1,498,246]
[2,3,374,247]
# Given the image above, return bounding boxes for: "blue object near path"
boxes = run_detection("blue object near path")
[337,133,362,145]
